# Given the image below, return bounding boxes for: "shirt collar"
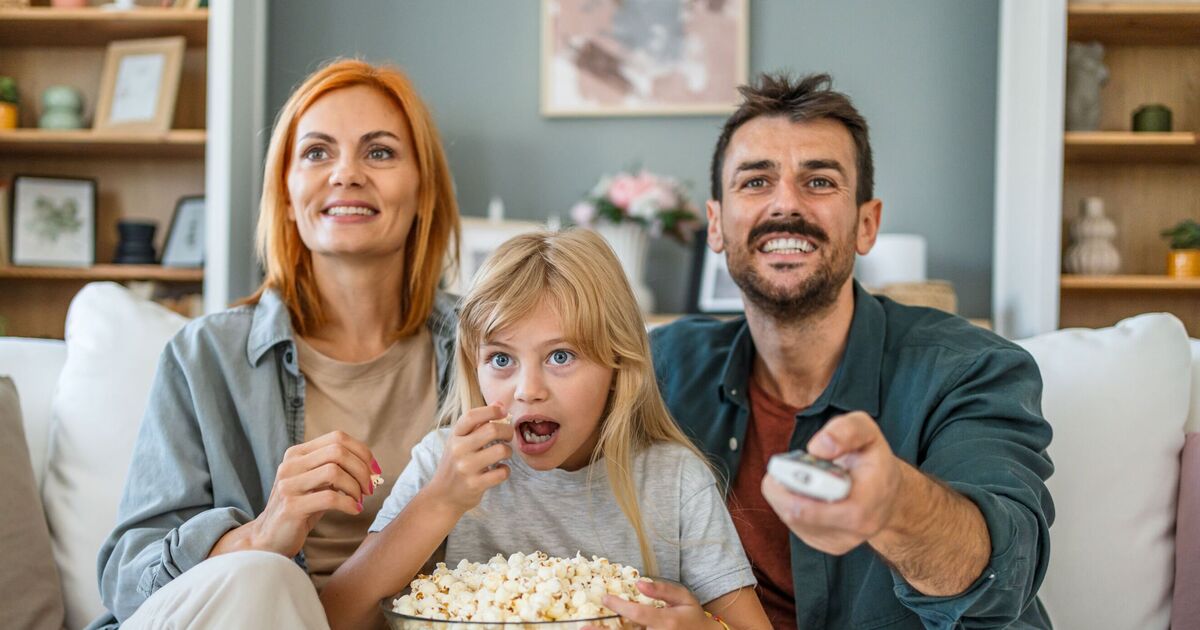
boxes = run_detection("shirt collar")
[718,281,884,418]
[247,288,294,367]
[245,288,460,367]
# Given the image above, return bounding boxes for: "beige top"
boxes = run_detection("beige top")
[295,330,438,591]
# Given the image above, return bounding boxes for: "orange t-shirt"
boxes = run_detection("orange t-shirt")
[727,378,800,630]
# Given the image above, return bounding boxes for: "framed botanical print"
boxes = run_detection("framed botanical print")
[10,175,96,268]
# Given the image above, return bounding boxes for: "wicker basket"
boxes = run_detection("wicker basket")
[872,280,958,315]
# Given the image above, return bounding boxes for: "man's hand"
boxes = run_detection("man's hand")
[762,410,992,596]
[761,411,903,555]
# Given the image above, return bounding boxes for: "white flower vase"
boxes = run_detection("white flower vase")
[594,222,655,313]
[1064,197,1121,275]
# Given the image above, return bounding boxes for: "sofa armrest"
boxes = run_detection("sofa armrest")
[1174,433,1200,628]
[0,338,67,490]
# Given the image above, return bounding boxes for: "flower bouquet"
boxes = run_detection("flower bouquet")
[569,169,701,243]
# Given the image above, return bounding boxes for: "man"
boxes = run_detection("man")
[651,73,1054,629]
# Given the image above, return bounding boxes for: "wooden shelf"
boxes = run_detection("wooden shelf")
[0,129,205,158]
[0,7,207,46]
[1060,274,1200,290]
[1064,131,1200,162]
[1068,3,1200,45]
[0,264,202,282]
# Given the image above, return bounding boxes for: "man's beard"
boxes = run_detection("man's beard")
[724,216,856,322]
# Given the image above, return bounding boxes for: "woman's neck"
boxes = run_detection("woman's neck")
[303,252,407,362]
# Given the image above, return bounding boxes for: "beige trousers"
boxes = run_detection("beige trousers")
[122,550,330,630]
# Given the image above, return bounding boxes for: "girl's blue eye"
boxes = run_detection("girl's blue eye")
[488,353,513,369]
[367,147,393,160]
[548,350,574,366]
[302,146,327,160]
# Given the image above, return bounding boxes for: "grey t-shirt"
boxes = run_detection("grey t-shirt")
[371,428,755,604]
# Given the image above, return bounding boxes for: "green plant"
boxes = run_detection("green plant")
[1161,219,1200,250]
[0,76,16,105]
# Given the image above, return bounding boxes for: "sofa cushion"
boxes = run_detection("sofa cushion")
[0,337,67,489]
[1017,313,1191,630]
[0,377,66,630]
[43,282,188,629]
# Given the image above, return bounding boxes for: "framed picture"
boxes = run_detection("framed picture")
[94,36,186,133]
[161,195,205,267]
[447,217,545,294]
[688,227,744,314]
[9,175,96,268]
[541,0,749,117]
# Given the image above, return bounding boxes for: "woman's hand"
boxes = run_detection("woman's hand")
[424,403,514,514]
[595,580,718,630]
[211,430,378,558]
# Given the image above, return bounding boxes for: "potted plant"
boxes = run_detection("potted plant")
[1160,219,1200,277]
[0,76,18,130]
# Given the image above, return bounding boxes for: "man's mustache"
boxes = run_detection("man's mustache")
[747,217,829,248]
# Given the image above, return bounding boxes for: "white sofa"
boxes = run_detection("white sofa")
[2,282,1198,629]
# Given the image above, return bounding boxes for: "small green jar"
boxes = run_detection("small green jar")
[1132,104,1172,132]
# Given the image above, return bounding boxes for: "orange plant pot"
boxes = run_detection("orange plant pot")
[0,102,17,130]
[1167,249,1200,277]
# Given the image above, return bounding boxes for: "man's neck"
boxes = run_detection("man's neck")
[745,281,857,410]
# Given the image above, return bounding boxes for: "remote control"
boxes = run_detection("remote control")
[767,450,851,502]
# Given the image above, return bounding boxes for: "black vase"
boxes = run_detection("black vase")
[114,220,157,264]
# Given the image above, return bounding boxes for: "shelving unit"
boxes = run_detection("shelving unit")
[0,128,206,157]
[0,264,202,282]
[0,5,208,339]
[1061,2,1200,337]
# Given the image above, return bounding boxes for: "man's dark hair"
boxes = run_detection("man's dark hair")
[709,73,874,206]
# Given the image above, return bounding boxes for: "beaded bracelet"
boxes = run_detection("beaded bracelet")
[705,611,732,630]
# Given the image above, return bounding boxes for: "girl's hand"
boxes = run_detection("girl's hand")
[426,403,514,514]
[237,430,378,557]
[598,580,718,630]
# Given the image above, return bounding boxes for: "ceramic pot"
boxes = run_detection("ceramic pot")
[1167,249,1200,278]
[0,102,17,130]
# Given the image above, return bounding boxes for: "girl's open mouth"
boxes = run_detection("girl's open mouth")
[516,418,560,455]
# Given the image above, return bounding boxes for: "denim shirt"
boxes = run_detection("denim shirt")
[650,283,1055,629]
[90,289,457,628]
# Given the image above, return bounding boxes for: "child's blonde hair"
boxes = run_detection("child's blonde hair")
[440,228,708,576]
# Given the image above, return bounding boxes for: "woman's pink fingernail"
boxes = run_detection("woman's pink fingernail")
[356,500,363,512]
[370,458,382,474]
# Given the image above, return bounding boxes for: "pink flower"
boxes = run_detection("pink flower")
[570,201,597,226]
[607,171,658,210]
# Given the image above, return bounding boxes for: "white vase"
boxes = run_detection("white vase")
[1064,197,1120,275]
[594,222,655,313]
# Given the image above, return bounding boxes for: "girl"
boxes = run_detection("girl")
[321,229,770,629]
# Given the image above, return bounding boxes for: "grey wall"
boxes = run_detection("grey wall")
[267,0,998,317]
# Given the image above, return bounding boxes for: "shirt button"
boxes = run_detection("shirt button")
[729,388,738,397]
[729,437,739,451]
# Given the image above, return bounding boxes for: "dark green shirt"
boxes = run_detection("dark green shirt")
[650,283,1054,629]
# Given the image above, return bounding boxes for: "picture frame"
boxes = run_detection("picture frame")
[541,0,749,117]
[161,195,205,267]
[447,217,545,294]
[9,175,96,268]
[94,36,186,133]
[688,227,744,314]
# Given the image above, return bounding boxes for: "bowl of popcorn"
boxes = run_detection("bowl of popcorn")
[381,551,662,629]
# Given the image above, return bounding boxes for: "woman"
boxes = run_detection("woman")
[91,59,459,629]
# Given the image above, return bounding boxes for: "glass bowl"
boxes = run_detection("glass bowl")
[380,602,632,630]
